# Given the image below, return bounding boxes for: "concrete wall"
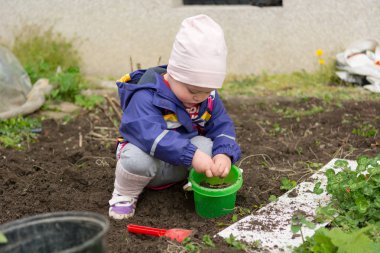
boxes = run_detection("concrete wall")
[0,0,379,78]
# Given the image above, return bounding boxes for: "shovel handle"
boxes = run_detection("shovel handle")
[127,224,167,237]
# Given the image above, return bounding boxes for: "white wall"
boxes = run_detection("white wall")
[0,0,379,78]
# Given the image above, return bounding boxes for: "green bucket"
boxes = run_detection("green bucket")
[189,165,243,218]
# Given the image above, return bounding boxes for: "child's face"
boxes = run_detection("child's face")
[166,74,214,108]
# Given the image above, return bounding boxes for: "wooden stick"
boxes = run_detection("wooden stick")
[130,56,134,72]
[79,132,83,147]
[105,95,122,120]
[98,104,117,127]
[111,97,120,107]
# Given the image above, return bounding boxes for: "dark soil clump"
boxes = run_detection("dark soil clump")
[1,96,380,252]
[288,189,298,198]
[199,181,232,189]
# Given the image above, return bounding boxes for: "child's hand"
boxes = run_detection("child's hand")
[192,149,214,178]
[212,154,231,178]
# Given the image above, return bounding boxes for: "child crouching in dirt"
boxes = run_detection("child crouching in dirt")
[109,14,241,219]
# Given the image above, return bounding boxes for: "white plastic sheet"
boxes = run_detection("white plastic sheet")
[218,159,358,252]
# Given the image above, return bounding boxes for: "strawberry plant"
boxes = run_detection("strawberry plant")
[326,155,380,229]
[294,154,380,252]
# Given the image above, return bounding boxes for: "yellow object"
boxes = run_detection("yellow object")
[201,111,211,121]
[118,73,131,83]
[163,114,178,122]
[315,49,324,57]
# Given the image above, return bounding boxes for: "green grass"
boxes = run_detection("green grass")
[12,25,81,85]
[11,25,103,107]
[220,62,380,101]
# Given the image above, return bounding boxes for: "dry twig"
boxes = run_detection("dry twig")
[105,95,122,120]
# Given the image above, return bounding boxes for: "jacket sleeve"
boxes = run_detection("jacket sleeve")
[120,90,197,166]
[204,92,241,164]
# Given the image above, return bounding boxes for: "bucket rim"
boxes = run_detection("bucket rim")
[0,211,109,253]
[189,164,243,197]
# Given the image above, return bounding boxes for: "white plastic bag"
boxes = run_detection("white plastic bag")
[0,46,32,113]
[0,46,52,119]
[335,39,380,93]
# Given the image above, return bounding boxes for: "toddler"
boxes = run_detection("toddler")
[109,14,241,219]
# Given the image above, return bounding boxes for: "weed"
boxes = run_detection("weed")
[270,122,285,136]
[260,160,270,168]
[306,161,323,170]
[268,195,278,202]
[273,105,324,119]
[352,124,378,138]
[62,115,73,125]
[11,25,101,107]
[231,206,251,223]
[280,177,297,191]
[12,25,80,84]
[225,234,248,251]
[235,206,251,216]
[181,235,216,253]
[50,67,83,102]
[182,237,200,253]
[202,235,215,247]
[74,95,104,110]
[0,116,41,149]
[291,212,316,243]
[296,147,304,155]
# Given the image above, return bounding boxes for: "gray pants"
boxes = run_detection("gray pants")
[116,136,213,187]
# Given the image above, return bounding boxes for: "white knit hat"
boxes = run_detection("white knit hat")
[167,14,227,89]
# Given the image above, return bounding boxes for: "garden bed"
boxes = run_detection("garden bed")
[1,96,379,252]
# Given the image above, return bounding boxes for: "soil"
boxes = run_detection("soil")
[1,95,380,252]
[199,181,232,189]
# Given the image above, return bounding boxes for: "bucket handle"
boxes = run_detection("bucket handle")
[183,182,192,191]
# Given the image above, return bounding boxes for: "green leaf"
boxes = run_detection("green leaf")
[291,224,301,233]
[316,205,337,222]
[280,177,297,191]
[0,233,8,244]
[75,95,103,110]
[374,197,380,208]
[372,242,380,253]
[354,195,369,213]
[334,160,349,169]
[325,169,336,179]
[312,228,337,253]
[225,234,247,250]
[313,182,324,195]
[268,195,277,202]
[301,218,316,229]
[372,175,380,183]
[202,235,215,247]
[327,228,374,253]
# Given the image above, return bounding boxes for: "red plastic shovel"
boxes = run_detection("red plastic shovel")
[127,224,193,242]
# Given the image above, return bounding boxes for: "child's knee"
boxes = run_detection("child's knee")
[118,144,157,177]
[191,136,213,156]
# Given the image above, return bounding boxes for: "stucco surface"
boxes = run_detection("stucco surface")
[0,0,379,77]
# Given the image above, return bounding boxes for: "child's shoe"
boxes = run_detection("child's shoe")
[109,191,138,220]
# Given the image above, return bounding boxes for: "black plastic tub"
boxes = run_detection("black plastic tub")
[0,211,109,253]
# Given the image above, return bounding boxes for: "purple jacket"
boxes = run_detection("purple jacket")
[116,66,241,166]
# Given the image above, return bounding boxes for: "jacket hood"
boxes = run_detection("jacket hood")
[116,65,181,111]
